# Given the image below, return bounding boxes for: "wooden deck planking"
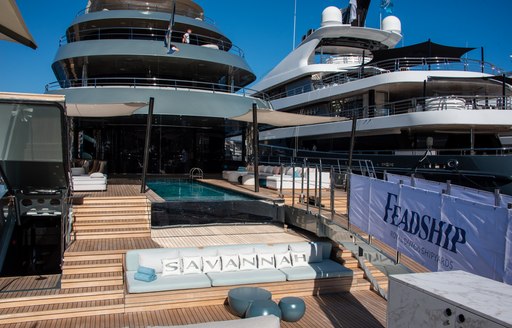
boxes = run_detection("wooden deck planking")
[1,291,385,328]
[0,275,60,296]
[71,175,411,278]
[0,181,387,326]
[151,224,309,248]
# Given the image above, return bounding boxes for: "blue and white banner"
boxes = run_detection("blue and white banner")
[441,196,507,281]
[350,173,511,283]
[504,211,512,284]
[349,174,371,232]
[395,186,443,272]
[369,178,401,249]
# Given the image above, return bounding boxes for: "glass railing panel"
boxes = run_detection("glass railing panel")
[0,103,64,163]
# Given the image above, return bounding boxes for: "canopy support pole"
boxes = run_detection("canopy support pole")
[252,103,259,192]
[141,97,154,193]
[347,112,358,173]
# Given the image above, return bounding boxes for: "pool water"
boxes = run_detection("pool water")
[147,179,255,202]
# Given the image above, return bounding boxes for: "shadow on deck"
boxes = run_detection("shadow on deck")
[0,179,388,327]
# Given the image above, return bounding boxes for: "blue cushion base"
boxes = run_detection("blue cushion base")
[279,260,353,281]
[126,272,211,293]
[207,269,286,287]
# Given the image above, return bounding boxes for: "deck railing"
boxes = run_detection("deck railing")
[59,27,243,57]
[268,57,507,101]
[45,77,270,100]
[329,94,512,120]
[76,5,213,24]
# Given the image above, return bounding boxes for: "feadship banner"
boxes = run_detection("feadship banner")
[349,174,370,232]
[394,185,444,272]
[441,196,507,281]
[505,212,512,284]
[350,174,511,283]
[369,178,401,249]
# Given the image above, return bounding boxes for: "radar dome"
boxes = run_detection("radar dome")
[382,16,402,34]
[321,6,342,27]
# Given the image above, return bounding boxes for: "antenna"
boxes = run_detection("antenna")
[292,0,297,49]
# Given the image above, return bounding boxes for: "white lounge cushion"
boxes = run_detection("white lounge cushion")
[138,250,179,273]
[257,253,275,269]
[290,251,309,267]
[289,242,323,263]
[221,255,239,272]
[239,253,258,271]
[275,252,293,269]
[182,256,202,274]
[162,258,182,276]
[90,172,105,178]
[202,256,222,273]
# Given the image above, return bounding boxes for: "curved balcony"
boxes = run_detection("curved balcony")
[59,27,243,57]
[76,2,213,23]
[268,57,507,101]
[45,77,269,101]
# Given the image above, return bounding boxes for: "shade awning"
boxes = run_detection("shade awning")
[427,75,512,86]
[368,40,475,68]
[230,108,346,127]
[0,0,37,49]
[66,102,147,117]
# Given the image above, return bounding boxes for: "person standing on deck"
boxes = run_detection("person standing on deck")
[182,29,192,44]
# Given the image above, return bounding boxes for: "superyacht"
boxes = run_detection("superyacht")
[46,0,268,174]
[251,3,512,194]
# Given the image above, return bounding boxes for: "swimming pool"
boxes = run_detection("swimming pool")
[147,179,280,227]
[147,179,256,202]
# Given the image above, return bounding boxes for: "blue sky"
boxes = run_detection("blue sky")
[1,0,511,94]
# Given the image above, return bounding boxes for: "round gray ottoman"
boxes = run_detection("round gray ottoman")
[245,299,282,319]
[279,296,306,322]
[228,287,272,317]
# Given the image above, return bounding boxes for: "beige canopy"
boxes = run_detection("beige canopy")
[230,108,346,127]
[0,0,37,49]
[66,102,147,117]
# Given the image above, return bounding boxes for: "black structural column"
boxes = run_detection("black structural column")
[141,97,154,193]
[252,103,259,192]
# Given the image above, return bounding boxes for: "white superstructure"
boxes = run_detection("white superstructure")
[250,4,512,194]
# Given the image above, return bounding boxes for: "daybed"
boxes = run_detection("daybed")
[265,168,331,190]
[125,241,352,294]
[223,165,277,183]
[71,160,108,191]
[238,166,331,190]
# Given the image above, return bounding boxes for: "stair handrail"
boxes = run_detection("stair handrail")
[189,168,204,179]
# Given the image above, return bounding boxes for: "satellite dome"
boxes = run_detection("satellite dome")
[382,15,402,34]
[321,6,342,27]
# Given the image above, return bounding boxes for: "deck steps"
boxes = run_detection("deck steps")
[332,246,374,292]
[76,196,150,205]
[72,196,151,240]
[62,248,125,290]
[0,284,125,325]
[74,214,150,222]
[334,245,390,298]
[73,219,150,231]
[62,258,123,275]
[61,272,124,289]
[74,228,151,240]
[0,298,124,325]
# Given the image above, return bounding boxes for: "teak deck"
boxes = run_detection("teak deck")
[0,292,386,328]
[0,180,393,327]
